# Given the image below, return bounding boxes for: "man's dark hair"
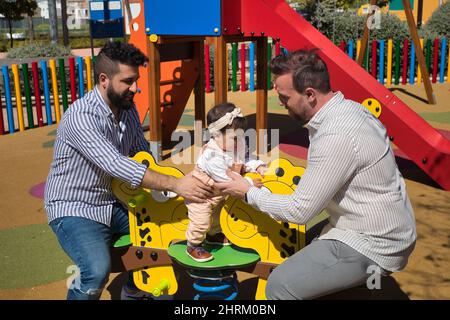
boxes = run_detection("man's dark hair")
[207,102,247,133]
[94,41,149,84]
[270,49,331,94]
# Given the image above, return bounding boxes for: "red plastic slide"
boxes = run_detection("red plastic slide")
[223,0,450,190]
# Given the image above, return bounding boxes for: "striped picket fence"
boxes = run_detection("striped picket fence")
[0,37,448,136]
[336,37,449,86]
[203,37,449,96]
[0,56,93,135]
[203,38,288,95]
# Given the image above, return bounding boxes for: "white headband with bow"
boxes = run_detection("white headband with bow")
[208,107,244,136]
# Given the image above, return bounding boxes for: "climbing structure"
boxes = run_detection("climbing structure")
[128,0,450,190]
[111,152,306,299]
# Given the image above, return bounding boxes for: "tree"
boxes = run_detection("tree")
[48,0,58,44]
[23,0,38,42]
[423,1,450,39]
[0,0,36,48]
[288,0,357,9]
[61,0,69,46]
[287,0,388,10]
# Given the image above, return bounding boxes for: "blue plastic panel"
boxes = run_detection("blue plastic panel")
[389,0,414,10]
[144,0,221,36]
[89,0,123,21]
[89,0,124,39]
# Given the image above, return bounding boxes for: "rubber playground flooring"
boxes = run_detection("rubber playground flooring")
[0,84,449,300]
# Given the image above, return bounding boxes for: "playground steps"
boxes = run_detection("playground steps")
[159,59,199,145]
[128,3,201,146]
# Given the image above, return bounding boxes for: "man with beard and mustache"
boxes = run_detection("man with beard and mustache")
[44,41,214,300]
[215,49,416,300]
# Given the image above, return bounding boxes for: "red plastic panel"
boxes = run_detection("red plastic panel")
[225,0,450,190]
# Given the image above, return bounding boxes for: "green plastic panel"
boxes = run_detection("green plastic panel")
[168,241,260,270]
[112,234,131,248]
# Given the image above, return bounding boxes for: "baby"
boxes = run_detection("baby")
[185,103,267,262]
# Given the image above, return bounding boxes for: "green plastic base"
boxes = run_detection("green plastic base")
[112,234,131,248]
[168,241,260,270]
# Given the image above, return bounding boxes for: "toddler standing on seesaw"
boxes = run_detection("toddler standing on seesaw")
[185,103,267,262]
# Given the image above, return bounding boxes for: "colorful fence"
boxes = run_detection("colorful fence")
[334,37,450,86]
[0,56,92,135]
[205,37,449,92]
[0,37,449,135]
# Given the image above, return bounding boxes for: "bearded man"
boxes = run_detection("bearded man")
[44,41,213,300]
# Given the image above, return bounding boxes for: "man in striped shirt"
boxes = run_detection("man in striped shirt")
[216,49,416,299]
[44,41,213,300]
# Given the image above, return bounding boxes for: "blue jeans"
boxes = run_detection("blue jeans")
[50,202,134,300]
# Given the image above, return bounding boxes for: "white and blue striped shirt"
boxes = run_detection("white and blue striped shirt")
[247,92,417,272]
[44,86,150,226]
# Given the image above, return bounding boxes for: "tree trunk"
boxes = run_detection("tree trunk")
[28,16,35,42]
[8,19,13,48]
[48,0,58,44]
[61,0,69,46]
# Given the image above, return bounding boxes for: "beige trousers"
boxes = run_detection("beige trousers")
[185,168,225,246]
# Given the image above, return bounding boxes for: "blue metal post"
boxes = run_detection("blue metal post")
[409,42,415,84]
[439,38,447,83]
[379,40,385,84]
[249,42,255,92]
[2,65,15,134]
[348,40,354,59]
[40,60,53,125]
[77,56,84,97]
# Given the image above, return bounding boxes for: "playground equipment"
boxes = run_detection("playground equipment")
[358,0,436,104]
[125,0,450,190]
[111,152,306,299]
[1,36,448,136]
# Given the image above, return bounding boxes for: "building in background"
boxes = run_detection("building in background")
[357,0,448,26]
[388,0,447,26]
[37,0,89,30]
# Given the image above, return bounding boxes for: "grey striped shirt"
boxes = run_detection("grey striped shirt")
[247,92,416,272]
[44,86,149,226]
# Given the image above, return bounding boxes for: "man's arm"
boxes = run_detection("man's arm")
[64,111,213,202]
[216,133,358,224]
[140,169,213,203]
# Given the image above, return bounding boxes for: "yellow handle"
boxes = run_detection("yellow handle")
[152,279,170,297]
[128,193,148,208]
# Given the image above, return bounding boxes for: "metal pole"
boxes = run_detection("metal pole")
[89,20,95,58]
[417,0,424,28]
[357,0,378,66]
[402,0,436,104]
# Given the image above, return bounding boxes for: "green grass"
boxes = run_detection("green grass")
[178,114,195,127]
[178,108,194,127]
[142,108,195,129]
[250,96,285,111]
[0,224,72,289]
[42,140,55,149]
[0,36,115,53]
